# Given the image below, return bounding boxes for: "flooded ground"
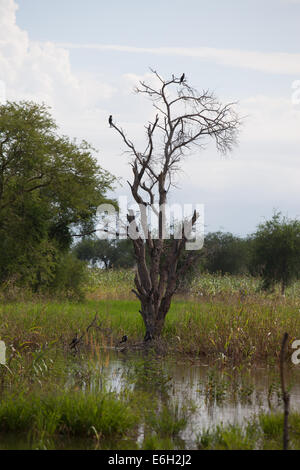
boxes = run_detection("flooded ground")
[1,349,300,449]
[92,350,300,448]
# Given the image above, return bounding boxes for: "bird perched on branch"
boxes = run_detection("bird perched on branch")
[180,73,185,84]
[119,335,128,344]
[109,115,113,127]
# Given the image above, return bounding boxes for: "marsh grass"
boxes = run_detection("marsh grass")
[142,435,177,450]
[124,352,173,395]
[1,270,300,449]
[0,390,138,440]
[1,292,300,363]
[86,269,300,302]
[0,334,194,449]
[147,403,195,438]
[197,411,300,450]
[199,366,257,405]
[140,400,194,450]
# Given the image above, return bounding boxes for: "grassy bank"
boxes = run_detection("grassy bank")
[0,295,300,363]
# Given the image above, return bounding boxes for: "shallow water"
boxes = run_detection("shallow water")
[90,350,300,447]
[110,355,300,446]
[2,350,300,449]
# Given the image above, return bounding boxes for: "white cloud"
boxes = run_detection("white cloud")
[0,0,116,126]
[239,95,300,145]
[58,43,300,76]
[0,79,6,103]
[1,0,300,234]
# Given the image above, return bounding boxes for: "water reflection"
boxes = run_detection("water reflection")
[102,350,300,446]
[2,349,300,450]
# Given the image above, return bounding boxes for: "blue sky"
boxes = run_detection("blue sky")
[15,0,300,52]
[1,0,300,235]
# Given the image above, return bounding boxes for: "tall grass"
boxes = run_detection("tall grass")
[0,337,193,449]
[0,391,137,438]
[86,268,135,300]
[1,296,300,363]
[197,412,300,450]
[1,269,300,366]
[86,268,300,301]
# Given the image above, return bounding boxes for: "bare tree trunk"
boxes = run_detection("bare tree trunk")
[139,290,174,340]
[141,304,165,341]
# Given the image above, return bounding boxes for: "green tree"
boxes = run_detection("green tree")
[251,212,300,294]
[74,238,135,269]
[0,101,114,292]
[203,232,250,275]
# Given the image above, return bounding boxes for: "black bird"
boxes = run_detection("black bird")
[119,335,128,344]
[109,115,113,127]
[70,332,79,350]
[180,73,185,84]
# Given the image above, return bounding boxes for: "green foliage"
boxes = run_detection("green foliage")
[85,268,135,299]
[2,288,300,363]
[202,232,250,275]
[188,272,259,298]
[141,402,191,450]
[48,253,88,300]
[176,231,251,291]
[147,403,190,438]
[0,391,137,438]
[2,288,300,449]
[251,212,300,294]
[259,413,283,439]
[0,101,114,295]
[197,412,300,450]
[197,423,255,450]
[200,367,255,404]
[142,435,175,450]
[74,238,135,269]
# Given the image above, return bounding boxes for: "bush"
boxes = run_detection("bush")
[202,232,250,275]
[250,212,300,294]
[49,253,88,300]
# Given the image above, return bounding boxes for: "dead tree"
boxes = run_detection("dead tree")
[111,70,240,341]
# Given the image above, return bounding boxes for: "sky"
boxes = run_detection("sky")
[1,0,300,235]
